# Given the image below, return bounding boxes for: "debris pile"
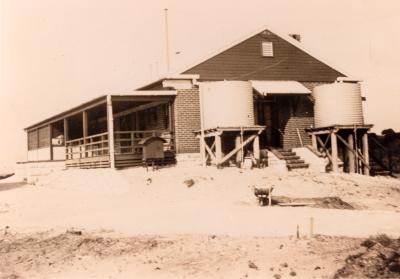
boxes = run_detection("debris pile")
[270,196,354,209]
[335,234,400,278]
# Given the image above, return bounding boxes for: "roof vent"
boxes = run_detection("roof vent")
[289,34,301,42]
[261,42,273,57]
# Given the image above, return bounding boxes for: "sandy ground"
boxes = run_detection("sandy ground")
[1,166,400,278]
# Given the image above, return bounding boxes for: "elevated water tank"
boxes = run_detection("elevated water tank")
[199,81,254,130]
[313,82,364,128]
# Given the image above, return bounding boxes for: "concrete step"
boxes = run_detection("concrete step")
[275,148,292,152]
[282,155,300,161]
[285,159,305,164]
[269,148,309,171]
[287,163,309,170]
[280,151,296,156]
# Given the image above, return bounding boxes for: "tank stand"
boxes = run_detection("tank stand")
[195,126,265,168]
[306,124,373,175]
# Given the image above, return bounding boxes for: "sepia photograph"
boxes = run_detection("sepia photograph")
[1,0,400,278]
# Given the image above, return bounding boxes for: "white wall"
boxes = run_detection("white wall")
[15,161,66,184]
[53,146,65,160]
[27,147,51,161]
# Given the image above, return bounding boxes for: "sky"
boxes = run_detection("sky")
[1,0,400,170]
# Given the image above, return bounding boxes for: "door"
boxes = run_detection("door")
[257,101,281,147]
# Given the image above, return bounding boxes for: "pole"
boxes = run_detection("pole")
[64,118,69,160]
[106,95,115,169]
[199,85,206,166]
[83,110,88,158]
[362,132,370,176]
[331,131,339,172]
[235,135,242,164]
[354,126,359,173]
[253,135,260,161]
[215,134,222,168]
[347,133,355,173]
[164,8,170,74]
[240,127,244,163]
[311,134,317,150]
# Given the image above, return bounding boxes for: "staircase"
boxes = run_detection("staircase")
[271,148,309,171]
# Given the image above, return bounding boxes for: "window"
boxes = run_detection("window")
[27,125,51,150]
[28,130,38,150]
[261,41,274,57]
[38,126,50,148]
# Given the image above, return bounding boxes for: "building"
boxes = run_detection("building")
[22,25,373,174]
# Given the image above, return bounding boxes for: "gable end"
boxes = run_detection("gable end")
[183,29,346,82]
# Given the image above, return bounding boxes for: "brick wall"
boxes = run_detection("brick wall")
[173,88,201,153]
[281,82,328,150]
[281,96,314,150]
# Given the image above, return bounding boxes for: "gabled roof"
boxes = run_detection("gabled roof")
[137,23,358,90]
[178,24,356,79]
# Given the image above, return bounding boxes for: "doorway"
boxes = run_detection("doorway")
[256,100,281,148]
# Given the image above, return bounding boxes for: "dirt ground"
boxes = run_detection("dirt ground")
[0,166,400,278]
[0,230,362,279]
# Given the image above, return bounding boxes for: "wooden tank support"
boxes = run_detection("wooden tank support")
[362,133,370,176]
[330,132,339,172]
[306,124,373,175]
[195,126,265,168]
[311,134,317,150]
[347,133,355,173]
[215,134,222,165]
[235,135,242,163]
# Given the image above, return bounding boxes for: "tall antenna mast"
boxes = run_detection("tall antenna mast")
[164,8,170,74]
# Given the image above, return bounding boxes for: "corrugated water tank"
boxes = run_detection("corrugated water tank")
[199,81,254,130]
[313,82,364,128]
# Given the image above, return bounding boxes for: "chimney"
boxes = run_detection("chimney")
[289,34,301,42]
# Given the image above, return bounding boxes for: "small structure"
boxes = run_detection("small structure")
[140,136,166,160]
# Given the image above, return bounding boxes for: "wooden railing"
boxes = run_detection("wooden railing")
[114,130,174,155]
[65,130,175,160]
[65,132,109,160]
